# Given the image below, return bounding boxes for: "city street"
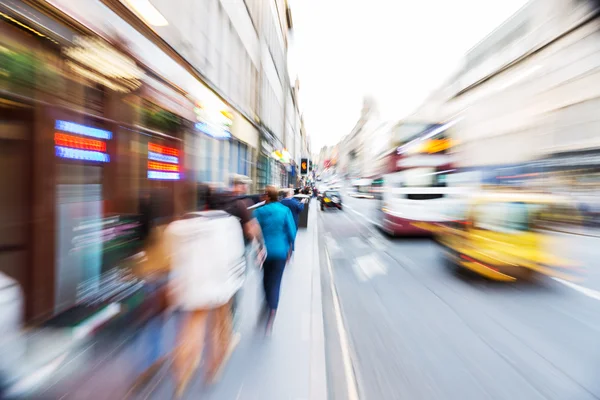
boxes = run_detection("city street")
[320,192,600,400]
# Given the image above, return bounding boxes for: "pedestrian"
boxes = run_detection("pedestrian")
[130,188,174,393]
[252,186,297,335]
[280,189,305,229]
[165,184,245,397]
[220,174,264,329]
[224,174,263,244]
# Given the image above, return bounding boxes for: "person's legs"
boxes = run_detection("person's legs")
[263,259,286,310]
[173,309,209,395]
[205,300,237,383]
[262,259,286,334]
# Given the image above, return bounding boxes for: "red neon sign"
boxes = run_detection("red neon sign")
[148,143,178,157]
[148,161,180,172]
[54,133,107,152]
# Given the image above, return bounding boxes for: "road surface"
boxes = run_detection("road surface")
[320,192,600,400]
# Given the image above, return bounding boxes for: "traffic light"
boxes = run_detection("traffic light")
[309,160,313,171]
[301,158,308,175]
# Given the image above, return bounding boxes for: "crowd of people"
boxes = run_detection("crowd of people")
[134,176,309,398]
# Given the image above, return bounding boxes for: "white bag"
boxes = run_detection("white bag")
[166,210,246,310]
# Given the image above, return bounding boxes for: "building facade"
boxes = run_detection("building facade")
[414,0,600,165]
[408,0,600,187]
[0,0,302,321]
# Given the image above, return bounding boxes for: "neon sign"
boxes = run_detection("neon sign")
[55,146,110,162]
[195,122,231,139]
[147,171,180,180]
[148,161,179,172]
[55,120,112,140]
[55,133,107,152]
[148,143,178,156]
[148,143,180,180]
[148,151,178,164]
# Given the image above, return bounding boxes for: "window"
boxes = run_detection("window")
[474,202,531,233]
[238,142,248,175]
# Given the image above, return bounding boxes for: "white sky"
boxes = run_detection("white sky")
[288,0,529,151]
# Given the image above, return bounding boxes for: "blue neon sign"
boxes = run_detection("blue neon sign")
[147,171,180,180]
[148,151,179,164]
[55,146,110,162]
[55,120,113,140]
[195,122,231,140]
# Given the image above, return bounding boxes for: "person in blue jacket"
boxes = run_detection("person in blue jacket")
[253,185,297,335]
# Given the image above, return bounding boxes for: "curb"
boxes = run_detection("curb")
[309,203,328,400]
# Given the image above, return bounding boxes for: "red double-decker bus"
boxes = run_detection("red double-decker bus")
[374,121,466,236]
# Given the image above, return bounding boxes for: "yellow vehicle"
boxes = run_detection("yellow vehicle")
[427,192,581,282]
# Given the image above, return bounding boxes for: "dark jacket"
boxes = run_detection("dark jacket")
[280,197,304,228]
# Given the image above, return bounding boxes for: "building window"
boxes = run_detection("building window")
[218,139,226,183]
[239,142,248,175]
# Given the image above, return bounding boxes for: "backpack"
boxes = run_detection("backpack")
[165,210,246,310]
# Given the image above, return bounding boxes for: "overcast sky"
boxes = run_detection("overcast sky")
[288,0,529,152]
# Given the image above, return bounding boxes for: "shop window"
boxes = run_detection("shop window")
[239,142,248,176]
[230,139,238,178]
[218,139,225,183]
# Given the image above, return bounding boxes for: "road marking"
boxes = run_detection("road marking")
[325,248,361,400]
[343,204,379,226]
[353,254,388,281]
[552,278,600,301]
[368,236,386,251]
[325,235,342,256]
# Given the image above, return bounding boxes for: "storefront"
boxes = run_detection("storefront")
[0,4,200,321]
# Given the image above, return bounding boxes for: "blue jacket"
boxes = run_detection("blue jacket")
[280,197,305,228]
[253,202,297,260]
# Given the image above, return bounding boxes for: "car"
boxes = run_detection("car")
[320,190,343,211]
[427,192,580,282]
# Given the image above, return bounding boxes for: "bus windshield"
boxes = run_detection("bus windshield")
[395,168,448,188]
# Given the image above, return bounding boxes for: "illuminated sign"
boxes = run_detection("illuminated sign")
[148,143,180,180]
[148,151,178,164]
[195,122,231,139]
[55,120,112,140]
[148,143,178,156]
[148,161,179,172]
[424,139,452,154]
[55,133,107,152]
[194,101,233,140]
[147,171,180,180]
[55,146,110,162]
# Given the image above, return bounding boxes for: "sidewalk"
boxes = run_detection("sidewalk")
[36,201,326,400]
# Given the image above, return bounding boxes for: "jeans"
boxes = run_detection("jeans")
[262,259,286,310]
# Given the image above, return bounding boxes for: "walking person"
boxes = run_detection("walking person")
[129,188,174,394]
[219,174,264,329]
[253,186,297,335]
[165,184,246,397]
[280,189,306,229]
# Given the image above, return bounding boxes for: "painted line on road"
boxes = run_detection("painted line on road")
[343,204,379,226]
[552,278,600,301]
[325,247,361,400]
